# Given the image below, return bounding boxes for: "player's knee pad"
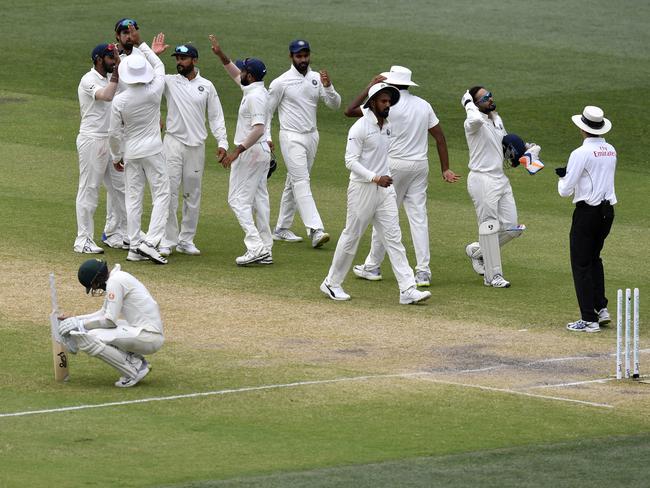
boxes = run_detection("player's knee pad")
[75,333,106,357]
[479,219,500,236]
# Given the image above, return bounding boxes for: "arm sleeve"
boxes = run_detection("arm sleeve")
[79,76,102,100]
[240,124,265,149]
[558,149,585,197]
[428,103,440,129]
[108,99,124,161]
[319,83,341,110]
[249,92,267,127]
[207,84,229,150]
[224,61,242,85]
[344,126,375,182]
[103,281,124,324]
[463,103,484,134]
[266,78,283,123]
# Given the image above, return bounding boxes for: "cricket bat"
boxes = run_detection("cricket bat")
[49,273,69,382]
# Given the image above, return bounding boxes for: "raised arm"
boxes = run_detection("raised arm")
[318,70,341,110]
[209,34,241,85]
[344,74,385,118]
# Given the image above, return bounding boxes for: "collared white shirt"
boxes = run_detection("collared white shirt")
[388,89,439,161]
[464,104,507,175]
[345,110,391,182]
[109,43,165,160]
[164,72,228,149]
[268,65,341,134]
[78,68,112,137]
[234,81,268,146]
[103,265,163,334]
[558,137,617,205]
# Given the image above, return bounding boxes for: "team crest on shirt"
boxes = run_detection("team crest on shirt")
[312,79,318,86]
[108,292,115,301]
[198,86,205,92]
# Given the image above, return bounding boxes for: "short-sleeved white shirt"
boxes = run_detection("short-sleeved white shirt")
[387,89,439,161]
[345,110,392,182]
[78,68,111,137]
[464,105,507,175]
[234,81,268,146]
[102,265,163,334]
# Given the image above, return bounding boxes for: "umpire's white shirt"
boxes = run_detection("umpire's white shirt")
[345,109,392,182]
[109,43,165,161]
[164,72,228,149]
[103,265,163,334]
[78,68,111,136]
[558,137,617,205]
[464,105,507,175]
[234,81,268,146]
[388,90,439,161]
[268,65,340,133]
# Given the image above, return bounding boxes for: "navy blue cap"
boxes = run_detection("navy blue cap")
[502,133,526,165]
[289,39,310,53]
[171,44,198,58]
[235,58,267,81]
[115,18,139,33]
[91,43,116,62]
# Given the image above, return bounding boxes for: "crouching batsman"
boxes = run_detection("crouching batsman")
[58,259,164,387]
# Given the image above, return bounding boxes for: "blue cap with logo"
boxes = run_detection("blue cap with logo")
[171,44,199,58]
[91,43,116,62]
[115,18,139,33]
[235,58,267,81]
[289,39,310,54]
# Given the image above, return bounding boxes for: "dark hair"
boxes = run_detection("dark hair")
[468,86,484,102]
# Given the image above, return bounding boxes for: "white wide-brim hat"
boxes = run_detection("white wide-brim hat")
[363,83,401,108]
[118,53,154,84]
[380,65,418,87]
[571,106,612,135]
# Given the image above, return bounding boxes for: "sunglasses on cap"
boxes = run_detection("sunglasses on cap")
[477,91,493,104]
[175,45,189,54]
[115,18,138,32]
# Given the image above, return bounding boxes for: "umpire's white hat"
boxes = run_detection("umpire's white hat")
[380,65,419,87]
[571,106,612,135]
[118,53,154,84]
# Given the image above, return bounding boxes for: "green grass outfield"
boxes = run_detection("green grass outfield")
[1,1,649,486]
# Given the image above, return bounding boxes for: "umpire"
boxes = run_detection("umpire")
[557,106,616,333]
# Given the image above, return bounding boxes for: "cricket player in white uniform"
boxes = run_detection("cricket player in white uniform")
[209,35,273,266]
[321,83,431,305]
[108,24,170,265]
[344,67,460,287]
[149,40,229,257]
[461,87,527,288]
[74,43,123,254]
[58,259,164,387]
[267,39,341,248]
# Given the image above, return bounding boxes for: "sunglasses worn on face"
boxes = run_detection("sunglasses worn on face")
[477,91,493,104]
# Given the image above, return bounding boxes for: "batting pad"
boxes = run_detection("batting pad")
[72,332,139,378]
[479,219,502,282]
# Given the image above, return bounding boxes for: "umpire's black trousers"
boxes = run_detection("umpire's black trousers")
[570,200,614,322]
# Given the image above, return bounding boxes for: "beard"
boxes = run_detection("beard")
[102,60,115,73]
[378,107,390,118]
[292,60,309,73]
[486,102,496,112]
[176,64,193,76]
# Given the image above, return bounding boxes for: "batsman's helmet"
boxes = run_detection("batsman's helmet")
[502,133,526,167]
[78,259,109,295]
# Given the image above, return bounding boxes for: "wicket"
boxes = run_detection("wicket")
[616,288,640,380]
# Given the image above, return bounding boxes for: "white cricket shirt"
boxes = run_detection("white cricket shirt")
[103,265,163,333]
[109,43,165,160]
[345,110,392,182]
[558,137,617,205]
[234,81,268,146]
[78,68,112,137]
[464,104,507,175]
[268,65,341,134]
[388,89,439,161]
[164,72,228,149]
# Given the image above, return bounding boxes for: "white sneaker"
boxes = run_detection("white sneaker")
[415,271,431,287]
[74,238,104,254]
[258,253,273,265]
[310,228,330,248]
[597,308,611,326]
[127,250,148,262]
[566,319,600,333]
[353,264,382,281]
[137,242,168,265]
[158,246,172,257]
[399,286,431,305]
[115,359,150,388]
[484,274,510,288]
[320,280,351,301]
[235,249,270,266]
[102,234,125,250]
[273,228,303,242]
[465,242,484,275]
[176,242,201,255]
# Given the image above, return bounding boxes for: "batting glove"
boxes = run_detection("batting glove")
[59,317,85,336]
[461,90,473,108]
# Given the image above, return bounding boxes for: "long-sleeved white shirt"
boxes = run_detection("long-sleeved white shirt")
[109,43,165,160]
[464,104,507,175]
[78,68,111,137]
[388,89,439,161]
[558,137,617,205]
[234,81,268,146]
[267,65,340,134]
[163,72,228,149]
[345,109,391,183]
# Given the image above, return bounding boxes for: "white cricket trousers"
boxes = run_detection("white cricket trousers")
[276,130,324,232]
[228,142,273,254]
[467,171,518,246]
[161,135,205,248]
[89,322,164,356]
[74,134,123,248]
[103,163,127,243]
[364,158,430,273]
[326,181,416,292]
[124,152,170,249]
